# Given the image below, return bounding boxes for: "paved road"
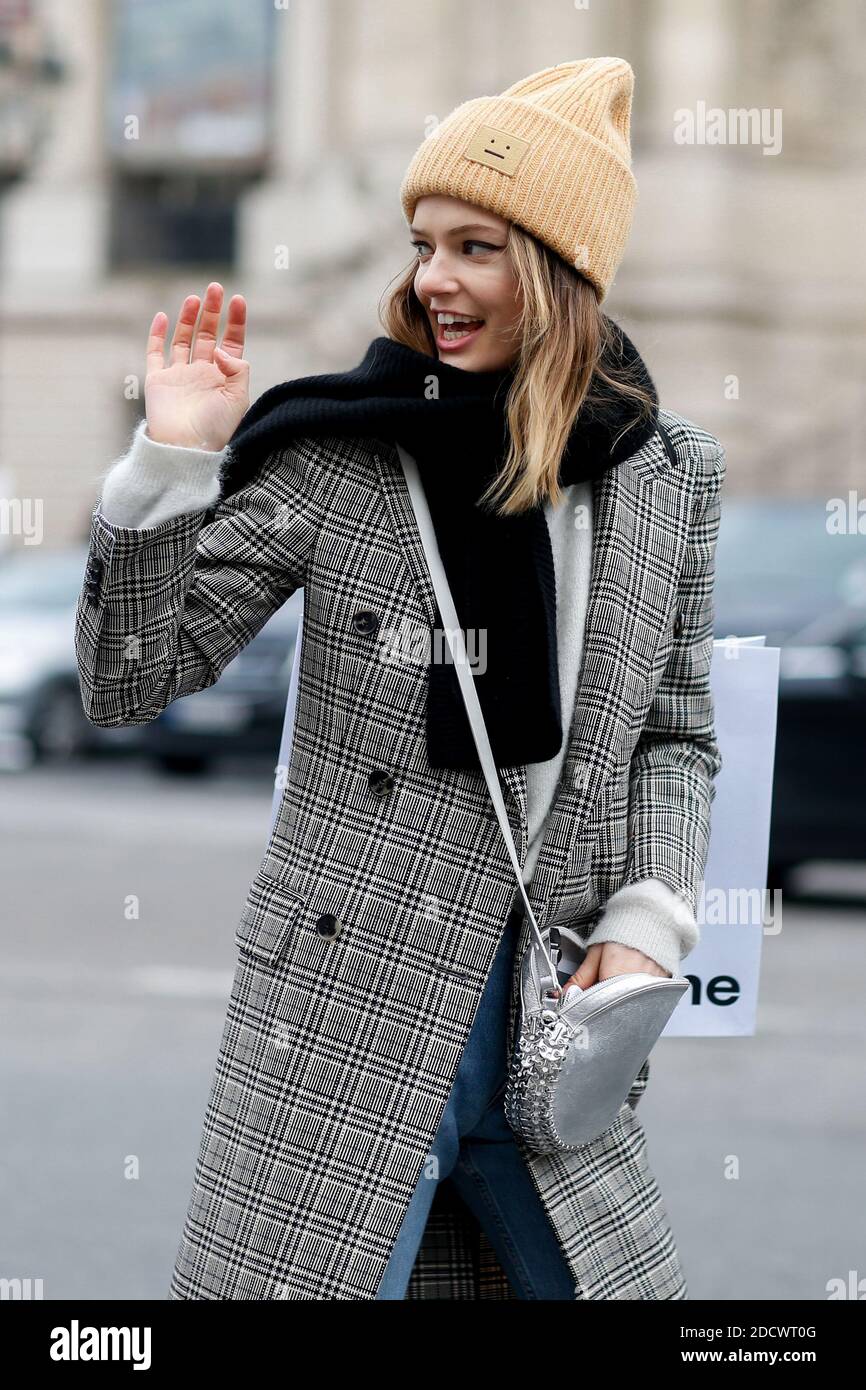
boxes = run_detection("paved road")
[2,759,864,1301]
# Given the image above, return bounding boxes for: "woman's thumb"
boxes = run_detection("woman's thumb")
[213,346,247,377]
[568,943,601,992]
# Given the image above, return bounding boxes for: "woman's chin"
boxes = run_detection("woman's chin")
[438,344,510,372]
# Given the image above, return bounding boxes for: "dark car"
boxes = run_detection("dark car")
[140,589,303,774]
[0,545,143,766]
[712,498,866,889]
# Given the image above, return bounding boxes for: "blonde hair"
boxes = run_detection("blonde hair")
[378,223,656,517]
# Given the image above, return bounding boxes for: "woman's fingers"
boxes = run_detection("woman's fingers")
[561,942,671,996]
[145,311,169,376]
[148,286,243,375]
[190,282,225,363]
[167,294,202,366]
[217,294,247,358]
[562,943,602,995]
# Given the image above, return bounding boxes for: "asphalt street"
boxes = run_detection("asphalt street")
[2,758,864,1301]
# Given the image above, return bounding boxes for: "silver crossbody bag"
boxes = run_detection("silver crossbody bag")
[396,442,689,1153]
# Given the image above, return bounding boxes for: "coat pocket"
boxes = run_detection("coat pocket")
[235,865,306,966]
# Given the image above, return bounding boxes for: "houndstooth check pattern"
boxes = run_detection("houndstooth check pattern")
[75,408,725,1300]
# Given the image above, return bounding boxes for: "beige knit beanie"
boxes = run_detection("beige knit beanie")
[400,58,637,302]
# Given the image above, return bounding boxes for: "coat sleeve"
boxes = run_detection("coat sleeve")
[75,435,329,728]
[612,438,727,923]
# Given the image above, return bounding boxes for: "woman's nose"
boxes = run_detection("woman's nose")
[417,255,460,297]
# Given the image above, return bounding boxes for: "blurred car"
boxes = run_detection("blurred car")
[712,498,866,888]
[140,590,303,774]
[0,544,143,766]
[0,543,303,775]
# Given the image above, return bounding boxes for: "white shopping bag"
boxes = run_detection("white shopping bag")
[663,636,780,1038]
[270,593,304,834]
[271,617,780,1039]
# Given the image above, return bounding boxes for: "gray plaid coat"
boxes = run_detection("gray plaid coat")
[75,407,726,1300]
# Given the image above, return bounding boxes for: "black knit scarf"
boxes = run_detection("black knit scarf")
[220,317,659,771]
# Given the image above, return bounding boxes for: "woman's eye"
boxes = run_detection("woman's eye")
[410,239,501,258]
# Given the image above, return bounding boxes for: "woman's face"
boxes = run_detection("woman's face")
[410,195,523,371]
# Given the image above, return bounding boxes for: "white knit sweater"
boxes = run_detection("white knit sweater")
[96,419,699,975]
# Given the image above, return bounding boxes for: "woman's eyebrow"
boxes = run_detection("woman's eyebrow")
[409,222,503,237]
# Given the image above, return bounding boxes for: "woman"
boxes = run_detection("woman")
[76,58,725,1300]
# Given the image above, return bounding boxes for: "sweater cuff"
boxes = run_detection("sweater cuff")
[581,878,699,977]
[97,418,231,528]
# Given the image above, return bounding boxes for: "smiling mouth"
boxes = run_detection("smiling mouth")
[432,314,486,347]
[440,321,484,341]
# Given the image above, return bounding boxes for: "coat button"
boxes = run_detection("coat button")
[85,556,103,599]
[352,610,379,636]
[673,610,685,638]
[368,769,395,797]
[314,913,342,939]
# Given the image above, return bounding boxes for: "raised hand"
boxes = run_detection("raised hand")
[144,282,250,451]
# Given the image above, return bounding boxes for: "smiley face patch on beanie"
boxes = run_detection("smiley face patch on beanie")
[464,123,531,177]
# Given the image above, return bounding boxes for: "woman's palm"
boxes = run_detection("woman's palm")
[145,282,250,451]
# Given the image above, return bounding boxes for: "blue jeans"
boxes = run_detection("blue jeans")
[375,907,577,1300]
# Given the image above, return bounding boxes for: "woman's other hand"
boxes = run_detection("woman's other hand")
[144,282,250,451]
[560,941,672,996]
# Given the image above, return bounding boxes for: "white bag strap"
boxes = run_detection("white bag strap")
[396,441,560,992]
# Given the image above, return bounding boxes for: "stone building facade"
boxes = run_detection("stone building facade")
[1,0,863,551]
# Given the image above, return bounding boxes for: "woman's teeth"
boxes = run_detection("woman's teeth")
[436,313,484,341]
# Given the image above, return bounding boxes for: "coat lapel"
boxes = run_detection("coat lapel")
[373,425,693,911]
[527,426,694,919]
